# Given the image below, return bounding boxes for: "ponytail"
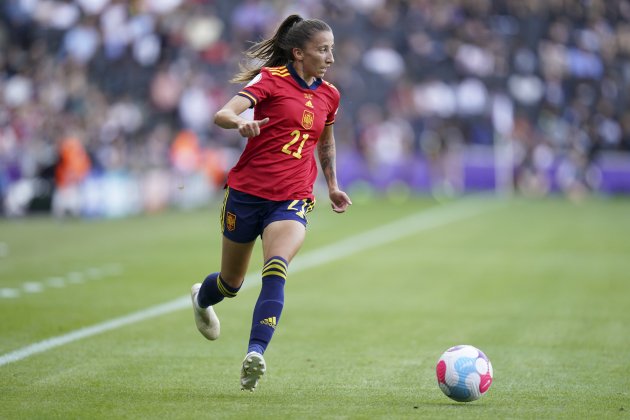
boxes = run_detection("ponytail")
[231,14,331,84]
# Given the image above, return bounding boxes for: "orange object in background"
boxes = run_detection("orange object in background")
[170,129,200,174]
[201,148,228,187]
[171,129,228,187]
[55,136,91,187]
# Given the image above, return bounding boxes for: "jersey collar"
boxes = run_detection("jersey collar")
[287,62,323,90]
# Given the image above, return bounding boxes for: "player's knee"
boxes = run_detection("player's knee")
[219,273,244,292]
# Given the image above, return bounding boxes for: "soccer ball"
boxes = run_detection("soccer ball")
[436,345,493,402]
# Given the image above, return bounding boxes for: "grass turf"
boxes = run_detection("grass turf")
[0,195,629,419]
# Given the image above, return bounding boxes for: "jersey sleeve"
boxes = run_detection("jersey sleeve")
[324,81,341,126]
[237,68,275,108]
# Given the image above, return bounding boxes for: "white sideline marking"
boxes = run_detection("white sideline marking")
[0,298,190,367]
[0,198,497,367]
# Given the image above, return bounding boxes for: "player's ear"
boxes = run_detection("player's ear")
[292,47,304,61]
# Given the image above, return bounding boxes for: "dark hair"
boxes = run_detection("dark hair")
[231,15,332,83]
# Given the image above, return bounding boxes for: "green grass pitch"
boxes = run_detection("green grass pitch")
[1,195,629,419]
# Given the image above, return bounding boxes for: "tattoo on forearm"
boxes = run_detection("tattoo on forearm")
[318,138,337,187]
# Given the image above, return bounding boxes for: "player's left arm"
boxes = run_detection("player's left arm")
[317,125,352,213]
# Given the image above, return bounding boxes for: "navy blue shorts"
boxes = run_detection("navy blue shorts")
[220,187,315,243]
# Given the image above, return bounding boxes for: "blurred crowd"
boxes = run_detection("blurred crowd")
[1,0,630,217]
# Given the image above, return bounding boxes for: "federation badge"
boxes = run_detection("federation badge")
[302,110,314,130]
[226,212,236,231]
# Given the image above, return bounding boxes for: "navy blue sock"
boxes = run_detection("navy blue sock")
[197,272,240,308]
[248,256,287,355]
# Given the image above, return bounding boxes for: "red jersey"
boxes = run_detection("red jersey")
[226,64,340,201]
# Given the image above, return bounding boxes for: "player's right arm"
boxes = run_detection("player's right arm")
[214,95,269,138]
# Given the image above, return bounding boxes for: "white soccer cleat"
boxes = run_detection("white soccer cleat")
[240,351,266,392]
[190,283,220,340]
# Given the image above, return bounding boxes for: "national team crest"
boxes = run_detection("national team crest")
[301,110,314,130]
[226,212,236,231]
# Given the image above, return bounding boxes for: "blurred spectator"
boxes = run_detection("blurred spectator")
[362,39,405,80]
[63,18,100,65]
[52,134,91,218]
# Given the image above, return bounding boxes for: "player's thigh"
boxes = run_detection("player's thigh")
[220,187,264,243]
[261,220,306,263]
[220,235,255,288]
[260,197,313,262]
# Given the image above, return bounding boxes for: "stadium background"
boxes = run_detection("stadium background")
[2,2,630,417]
[2,0,630,218]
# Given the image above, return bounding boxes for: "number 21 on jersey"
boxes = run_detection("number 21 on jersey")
[282,130,309,159]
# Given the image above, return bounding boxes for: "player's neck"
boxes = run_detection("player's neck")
[290,62,316,86]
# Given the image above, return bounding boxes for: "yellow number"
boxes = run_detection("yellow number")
[282,130,309,159]
[288,200,307,219]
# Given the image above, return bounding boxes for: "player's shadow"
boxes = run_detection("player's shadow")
[411,401,486,410]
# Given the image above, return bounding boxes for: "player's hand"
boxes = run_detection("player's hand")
[329,189,352,213]
[237,117,269,138]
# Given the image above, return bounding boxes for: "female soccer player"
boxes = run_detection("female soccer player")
[190,14,351,391]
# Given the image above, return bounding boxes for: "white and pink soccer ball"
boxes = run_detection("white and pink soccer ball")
[436,345,493,402]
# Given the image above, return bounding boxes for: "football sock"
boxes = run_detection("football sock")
[197,272,240,308]
[248,256,287,355]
